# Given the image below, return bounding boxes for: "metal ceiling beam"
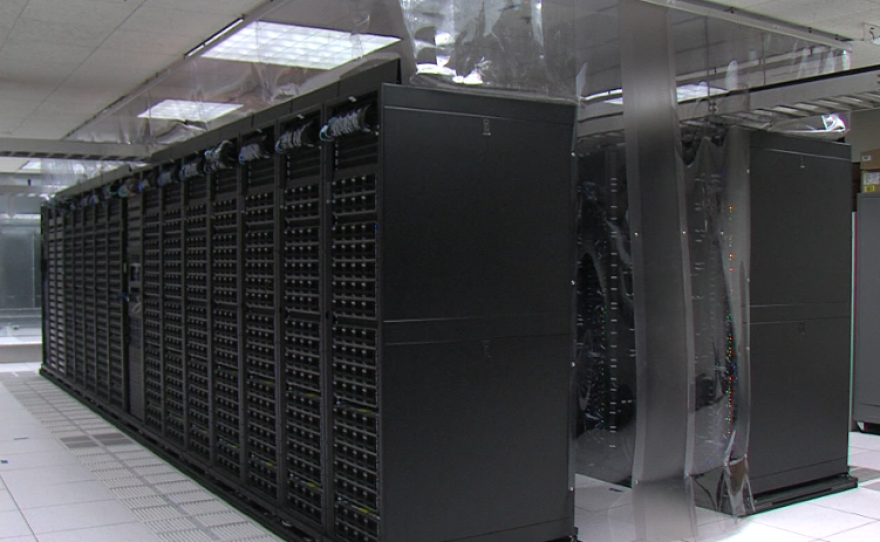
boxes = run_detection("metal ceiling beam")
[0,185,65,196]
[579,66,880,137]
[636,0,850,50]
[0,138,150,162]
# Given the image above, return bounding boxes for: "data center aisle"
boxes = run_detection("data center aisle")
[3,365,880,542]
[0,366,283,542]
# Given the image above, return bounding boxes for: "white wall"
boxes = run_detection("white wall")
[847,109,880,162]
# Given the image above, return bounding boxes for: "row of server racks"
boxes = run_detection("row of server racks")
[42,65,577,542]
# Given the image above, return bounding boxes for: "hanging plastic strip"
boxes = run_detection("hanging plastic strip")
[276,121,317,153]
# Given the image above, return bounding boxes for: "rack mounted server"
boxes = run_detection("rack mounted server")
[41,66,577,542]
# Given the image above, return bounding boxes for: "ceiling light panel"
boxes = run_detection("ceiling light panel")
[138,100,243,122]
[203,21,400,70]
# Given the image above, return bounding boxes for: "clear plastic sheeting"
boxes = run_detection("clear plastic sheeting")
[58,0,851,151]
[574,126,754,540]
[766,112,851,140]
[684,126,753,518]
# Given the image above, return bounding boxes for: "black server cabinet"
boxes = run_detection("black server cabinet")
[574,130,854,509]
[41,78,576,542]
[746,132,853,502]
[357,86,576,542]
[183,164,212,462]
[128,193,145,420]
[856,193,880,428]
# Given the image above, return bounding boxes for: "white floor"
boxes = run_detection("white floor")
[2,363,880,542]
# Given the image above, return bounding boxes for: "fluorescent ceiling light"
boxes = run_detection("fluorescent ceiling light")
[676,83,729,102]
[203,21,400,70]
[138,100,243,122]
[20,161,42,172]
[584,83,729,106]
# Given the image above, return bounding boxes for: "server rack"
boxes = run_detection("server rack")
[107,196,127,409]
[746,131,854,505]
[211,147,245,481]
[279,103,326,529]
[142,186,163,433]
[856,193,880,430]
[182,160,212,462]
[574,129,854,511]
[42,71,576,542]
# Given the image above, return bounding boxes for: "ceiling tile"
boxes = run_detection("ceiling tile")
[101,28,201,56]
[86,47,179,79]
[0,118,27,135]
[120,6,239,37]
[0,39,93,68]
[11,118,84,140]
[0,82,56,104]
[144,0,266,17]
[0,97,42,118]
[849,41,880,69]
[714,0,776,8]
[19,0,143,27]
[0,158,30,173]
[43,85,121,108]
[0,41,93,86]
[822,7,880,39]
[62,48,179,95]
[750,0,880,27]
[0,0,28,23]
[7,17,117,49]
[29,101,96,122]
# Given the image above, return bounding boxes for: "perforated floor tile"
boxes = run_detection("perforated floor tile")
[156,530,216,542]
[132,505,185,521]
[110,486,160,499]
[192,512,250,528]
[146,517,202,533]
[145,473,191,484]
[123,495,171,509]
[104,477,148,489]
[155,481,201,495]
[209,522,270,541]
[94,467,135,480]
[166,491,216,505]
[180,501,231,515]
[136,465,180,476]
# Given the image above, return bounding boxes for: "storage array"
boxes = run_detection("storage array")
[42,79,576,542]
[183,168,211,462]
[42,193,127,406]
[329,97,382,542]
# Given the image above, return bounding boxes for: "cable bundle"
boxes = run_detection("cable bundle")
[117,178,137,199]
[205,140,237,172]
[239,135,272,164]
[276,121,316,153]
[178,159,203,182]
[320,105,373,142]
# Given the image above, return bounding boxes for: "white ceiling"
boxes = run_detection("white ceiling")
[1,0,880,175]
[718,0,880,67]
[0,0,265,172]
